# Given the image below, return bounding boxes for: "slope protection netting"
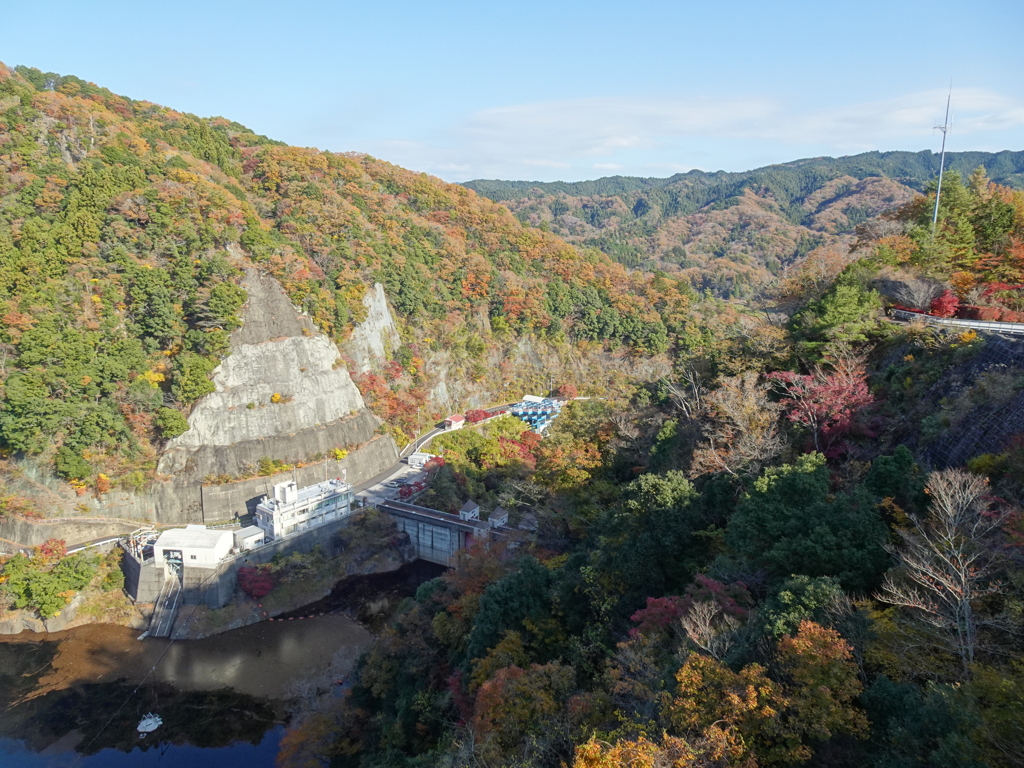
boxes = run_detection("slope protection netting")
[921,333,1024,468]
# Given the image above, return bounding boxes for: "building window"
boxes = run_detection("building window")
[190,555,196,560]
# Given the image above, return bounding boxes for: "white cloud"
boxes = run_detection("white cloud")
[362,88,1024,181]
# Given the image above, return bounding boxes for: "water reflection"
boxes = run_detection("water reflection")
[0,560,444,765]
[0,617,367,763]
[0,727,283,767]
[151,615,370,697]
[1,681,279,756]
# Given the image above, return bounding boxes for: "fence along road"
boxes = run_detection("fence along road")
[890,308,1024,336]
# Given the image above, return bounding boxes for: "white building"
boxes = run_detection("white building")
[234,525,266,551]
[488,506,509,529]
[154,525,234,570]
[407,451,433,468]
[255,478,354,541]
[459,499,480,521]
[444,415,465,430]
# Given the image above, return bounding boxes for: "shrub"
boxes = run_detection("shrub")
[237,565,275,598]
[55,446,93,481]
[3,551,100,618]
[155,407,190,438]
[101,566,125,592]
[929,290,959,318]
[257,457,292,476]
[38,538,67,561]
[171,352,217,405]
[554,383,578,399]
[120,470,148,493]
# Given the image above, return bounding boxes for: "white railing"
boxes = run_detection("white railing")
[891,309,1024,336]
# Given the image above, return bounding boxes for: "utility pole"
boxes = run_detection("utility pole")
[931,87,953,231]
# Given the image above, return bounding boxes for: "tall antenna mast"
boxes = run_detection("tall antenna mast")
[931,87,952,231]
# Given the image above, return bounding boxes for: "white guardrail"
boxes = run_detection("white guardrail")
[891,309,1024,336]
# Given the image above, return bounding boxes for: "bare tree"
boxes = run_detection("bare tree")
[681,601,740,661]
[852,216,906,250]
[876,469,1010,679]
[690,371,787,479]
[663,368,707,420]
[892,276,944,310]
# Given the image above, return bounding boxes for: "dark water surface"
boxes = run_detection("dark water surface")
[0,729,283,768]
[0,561,444,766]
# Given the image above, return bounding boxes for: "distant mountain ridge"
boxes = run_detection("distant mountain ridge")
[461,150,1024,298]
[463,150,1024,203]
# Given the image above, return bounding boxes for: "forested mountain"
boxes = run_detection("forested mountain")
[4,62,1024,768]
[0,63,702,487]
[464,150,1024,298]
[280,161,1024,766]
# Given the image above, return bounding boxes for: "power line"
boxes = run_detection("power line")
[71,563,227,764]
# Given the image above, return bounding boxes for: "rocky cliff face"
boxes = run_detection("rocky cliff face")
[160,269,372,477]
[0,269,399,541]
[345,282,400,373]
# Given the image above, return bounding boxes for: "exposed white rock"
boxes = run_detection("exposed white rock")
[158,268,372,475]
[167,335,365,448]
[346,282,399,373]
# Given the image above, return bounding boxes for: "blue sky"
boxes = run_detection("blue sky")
[3,0,1023,182]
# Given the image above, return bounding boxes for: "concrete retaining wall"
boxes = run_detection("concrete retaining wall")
[0,517,140,552]
[199,434,398,523]
[127,510,381,609]
[0,435,398,548]
[121,547,166,604]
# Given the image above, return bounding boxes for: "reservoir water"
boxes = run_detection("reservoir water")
[0,561,445,767]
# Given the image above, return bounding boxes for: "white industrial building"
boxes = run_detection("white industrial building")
[407,451,434,468]
[255,478,354,541]
[153,525,234,571]
[459,500,480,521]
[234,526,266,551]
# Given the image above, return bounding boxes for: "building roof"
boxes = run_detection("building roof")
[491,506,508,518]
[235,525,264,539]
[446,414,465,422]
[460,500,479,513]
[259,478,351,512]
[156,526,233,551]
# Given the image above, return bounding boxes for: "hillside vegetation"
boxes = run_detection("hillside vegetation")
[279,161,1024,768]
[0,63,707,489]
[4,61,1024,768]
[464,150,1024,298]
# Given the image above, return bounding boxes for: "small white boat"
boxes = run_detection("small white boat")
[137,713,162,737]
[136,631,149,641]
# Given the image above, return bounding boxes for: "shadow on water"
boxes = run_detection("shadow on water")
[0,636,60,710]
[0,727,284,768]
[0,560,446,766]
[277,559,447,631]
[1,680,278,756]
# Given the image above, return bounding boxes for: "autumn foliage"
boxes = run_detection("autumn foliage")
[767,349,873,455]
[237,565,274,598]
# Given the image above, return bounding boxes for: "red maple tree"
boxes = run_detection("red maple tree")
[767,351,873,456]
[237,564,275,598]
[929,289,959,318]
